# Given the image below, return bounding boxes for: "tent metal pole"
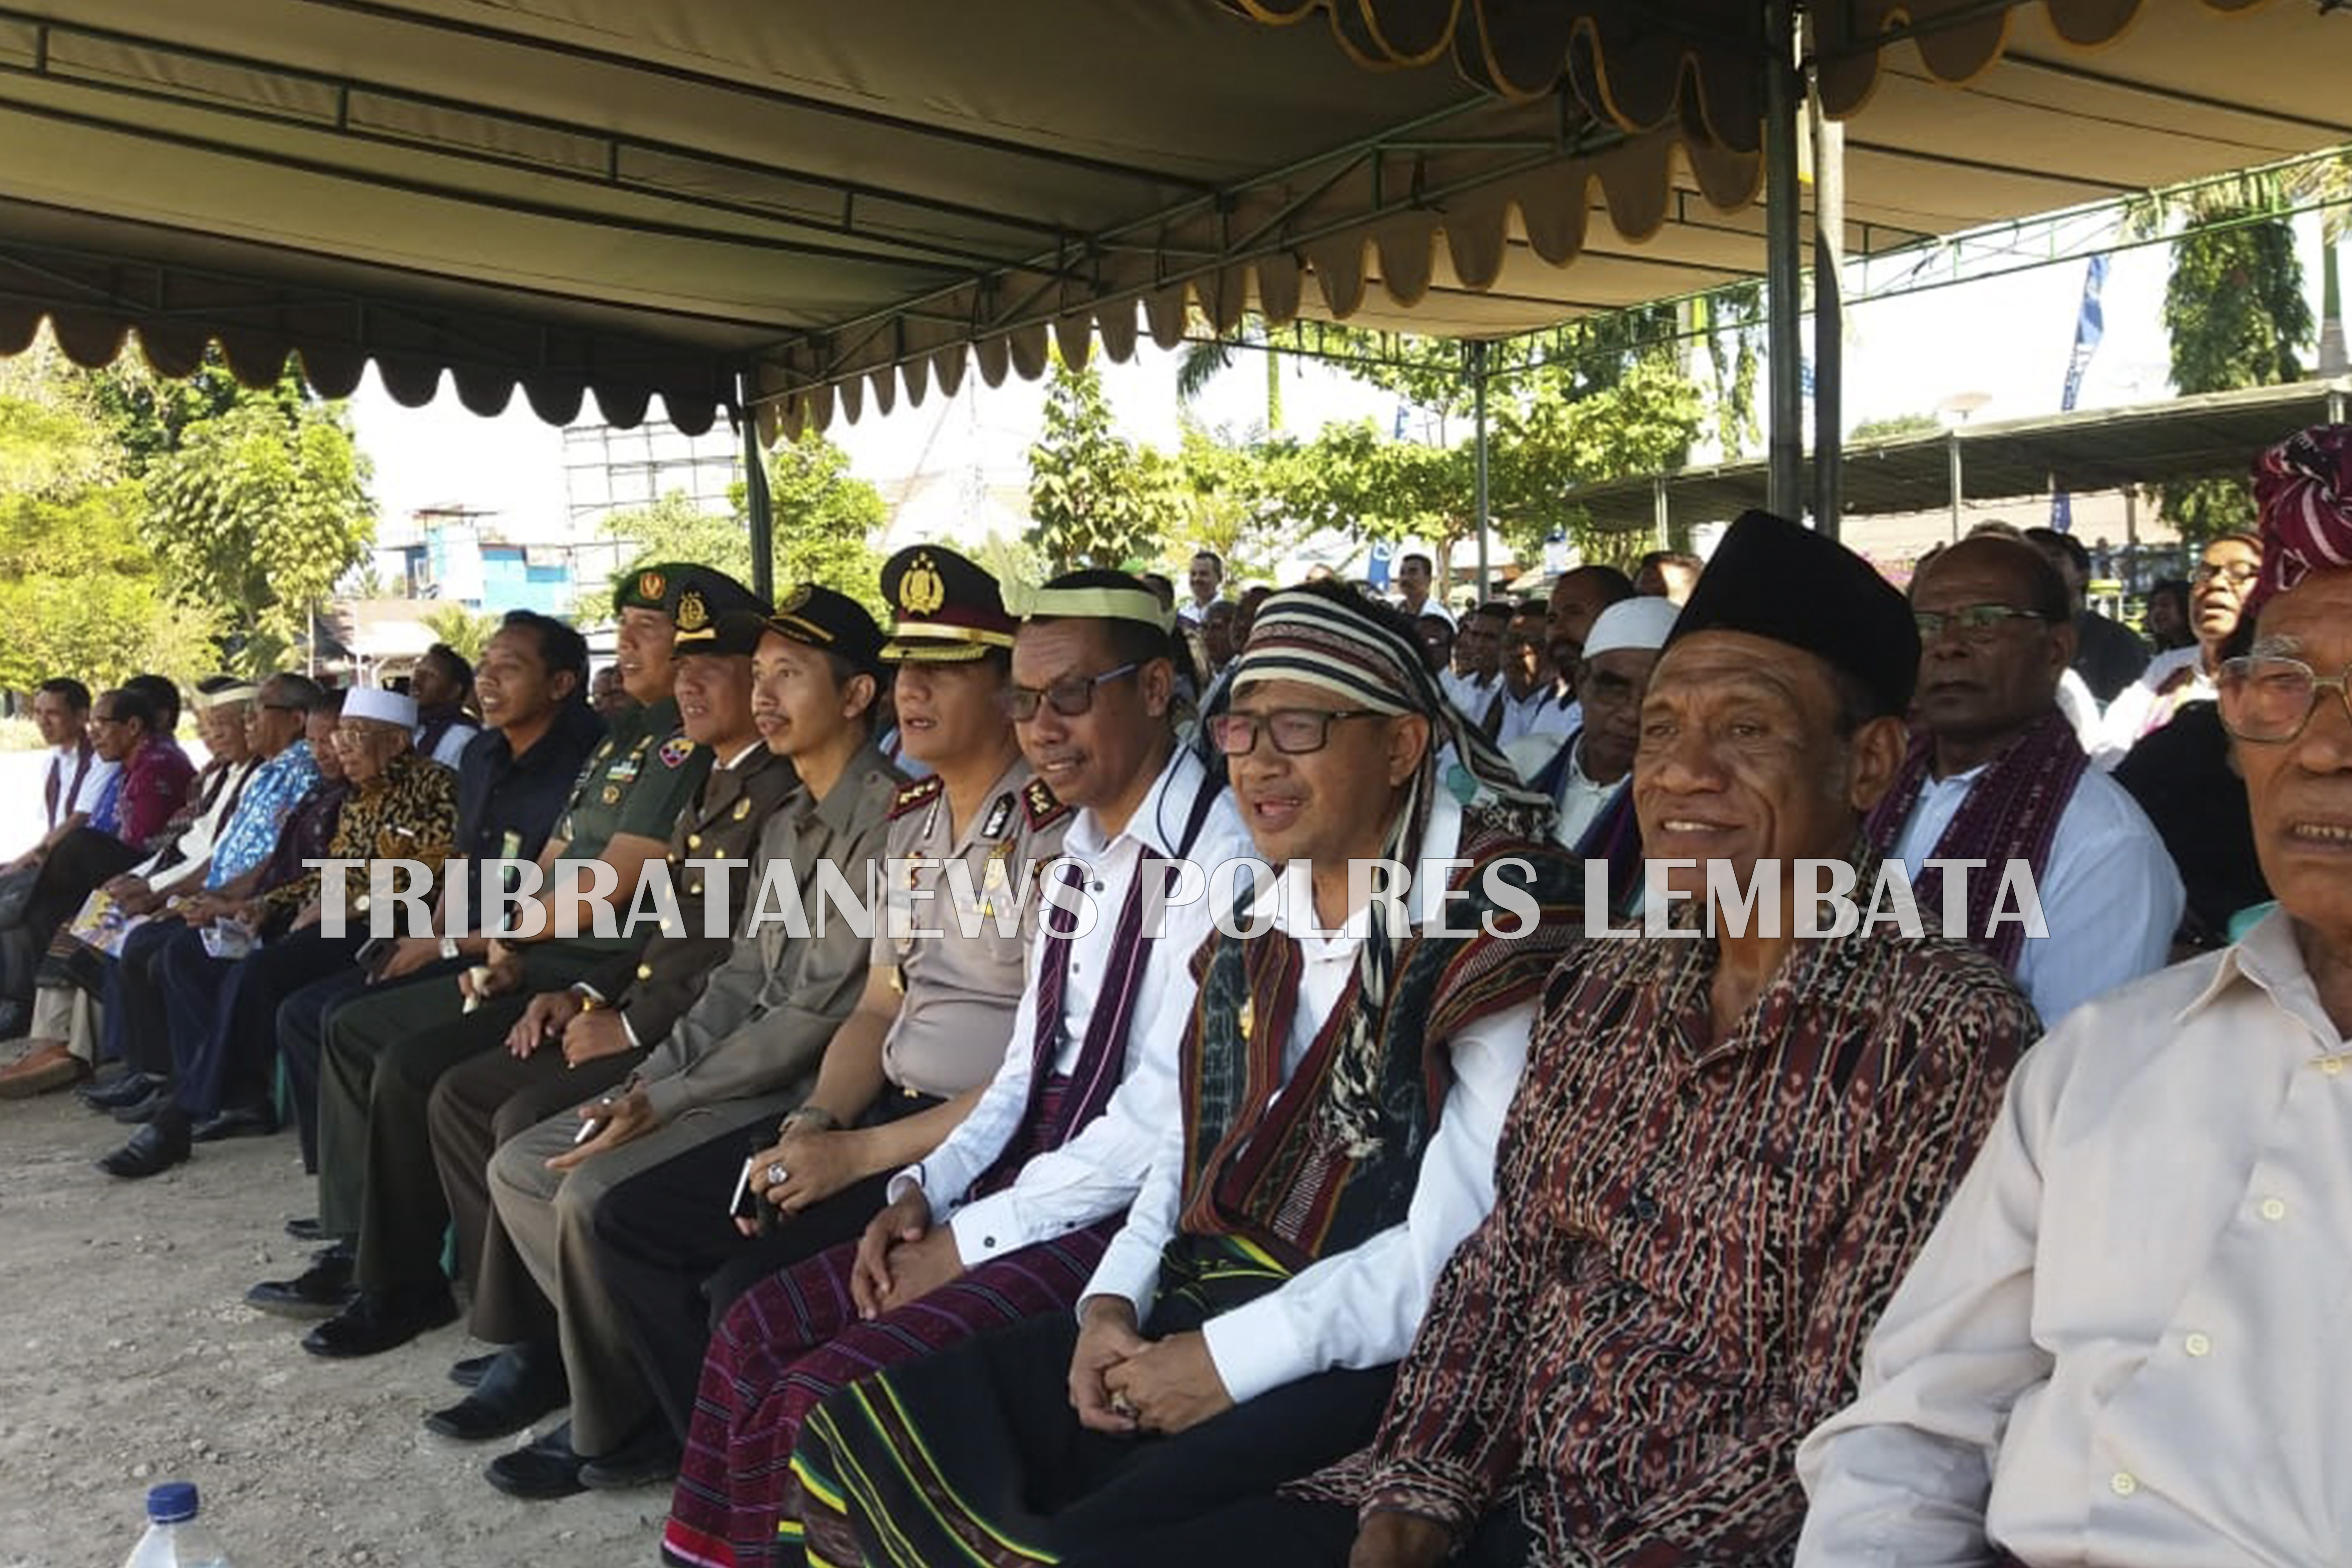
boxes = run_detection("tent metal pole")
[1809,62,1845,538]
[1763,0,1803,521]
[1653,473,1669,548]
[1948,428,1964,543]
[1472,340,1492,597]
[739,374,775,601]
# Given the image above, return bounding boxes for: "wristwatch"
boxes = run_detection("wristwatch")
[439,936,461,961]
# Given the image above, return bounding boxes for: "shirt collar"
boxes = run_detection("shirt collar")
[2178,903,2348,1048]
[719,739,765,772]
[1065,743,1201,863]
[811,742,893,836]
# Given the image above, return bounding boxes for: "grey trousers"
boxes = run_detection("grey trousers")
[487,1089,801,1454]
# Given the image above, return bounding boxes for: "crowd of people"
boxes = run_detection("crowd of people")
[1,421,2347,1566]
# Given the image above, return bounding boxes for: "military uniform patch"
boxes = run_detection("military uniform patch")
[658,736,695,769]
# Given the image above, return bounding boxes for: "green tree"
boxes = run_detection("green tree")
[2129,171,2315,540]
[764,428,888,622]
[1850,411,1943,443]
[140,389,376,652]
[1027,357,1176,572]
[594,429,888,621]
[421,603,502,661]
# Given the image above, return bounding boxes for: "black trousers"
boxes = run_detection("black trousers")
[1100,1494,1534,1568]
[18,828,140,962]
[158,924,365,1119]
[428,1040,643,1343]
[593,1091,935,1442]
[103,918,180,1076]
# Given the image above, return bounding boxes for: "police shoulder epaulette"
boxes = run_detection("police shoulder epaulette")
[1020,777,1073,833]
[889,774,944,820]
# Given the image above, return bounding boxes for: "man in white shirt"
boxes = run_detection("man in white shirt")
[1178,549,1226,626]
[1797,422,2352,1568]
[1440,599,1509,729]
[0,678,117,1041]
[655,570,1250,1565]
[1392,551,1437,621]
[1865,535,2180,1025]
[1506,594,1676,859]
[791,581,1579,1568]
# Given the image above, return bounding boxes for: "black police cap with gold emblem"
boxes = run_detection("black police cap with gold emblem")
[878,545,1017,664]
[760,583,887,676]
[677,608,771,660]
[614,561,763,637]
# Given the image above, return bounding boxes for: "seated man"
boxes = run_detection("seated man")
[410,601,817,1435]
[1866,534,2181,1025]
[791,581,1578,1568]
[410,641,482,769]
[1196,508,2040,1566]
[476,546,1068,1501]
[289,566,761,1359]
[1506,593,1676,910]
[660,571,1249,1568]
[1796,426,2352,1565]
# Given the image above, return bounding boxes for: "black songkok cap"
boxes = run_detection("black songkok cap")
[1666,509,1919,719]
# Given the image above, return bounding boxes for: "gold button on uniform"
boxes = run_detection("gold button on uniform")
[636,964,653,980]
[2110,1471,2138,1497]
[688,833,702,849]
[2261,1197,2288,1222]
[2184,1332,2211,1357]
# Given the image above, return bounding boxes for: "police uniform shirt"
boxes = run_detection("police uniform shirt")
[875,755,1071,1101]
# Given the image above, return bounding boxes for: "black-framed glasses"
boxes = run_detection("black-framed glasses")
[2218,655,2352,744]
[1208,708,1383,756]
[1912,604,2048,644]
[1002,661,1139,722]
[2192,561,2261,588]
[258,700,307,714]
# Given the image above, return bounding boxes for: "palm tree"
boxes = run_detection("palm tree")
[1176,319,1283,432]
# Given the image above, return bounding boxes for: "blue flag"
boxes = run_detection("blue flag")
[2050,254,2111,535]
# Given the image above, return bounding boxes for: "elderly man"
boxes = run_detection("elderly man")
[790,581,1579,1568]
[1867,534,2180,1025]
[1508,595,1677,916]
[1796,430,2352,1563]
[1164,508,2038,1567]
[658,570,1249,1566]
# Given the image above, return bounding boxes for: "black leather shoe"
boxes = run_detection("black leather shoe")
[245,1245,356,1319]
[301,1284,458,1359]
[484,1421,588,1501]
[108,1085,174,1125]
[78,1070,153,1110]
[448,1352,496,1389]
[284,1216,328,1243]
[191,1104,277,1143]
[579,1421,682,1491]
[96,1116,191,1179]
[425,1341,568,1441]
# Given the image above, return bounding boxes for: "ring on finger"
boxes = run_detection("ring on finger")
[766,1162,789,1187]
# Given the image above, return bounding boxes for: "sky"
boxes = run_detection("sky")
[348,208,2336,563]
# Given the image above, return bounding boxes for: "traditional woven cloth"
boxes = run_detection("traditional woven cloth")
[1863,708,2088,973]
[2250,423,2352,606]
[1224,586,1555,1158]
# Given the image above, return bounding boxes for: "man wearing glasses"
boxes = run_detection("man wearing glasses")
[1798,432,2352,1563]
[1864,534,2179,1025]
[656,569,1251,1565]
[791,579,1579,1568]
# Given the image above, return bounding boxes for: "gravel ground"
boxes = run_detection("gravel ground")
[0,1086,662,1568]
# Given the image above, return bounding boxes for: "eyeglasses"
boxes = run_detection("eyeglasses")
[1911,604,2048,644]
[2218,655,2352,744]
[258,701,307,714]
[1002,661,1139,722]
[1208,708,1383,756]
[2192,561,2261,588]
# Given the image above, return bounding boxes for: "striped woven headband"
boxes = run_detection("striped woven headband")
[2253,423,2352,605]
[1231,591,1421,715]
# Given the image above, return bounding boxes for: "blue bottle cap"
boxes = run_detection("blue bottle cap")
[146,1482,199,1524]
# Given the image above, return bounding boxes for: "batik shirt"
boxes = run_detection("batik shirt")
[1321,909,2037,1563]
[256,749,457,925]
[207,739,322,887]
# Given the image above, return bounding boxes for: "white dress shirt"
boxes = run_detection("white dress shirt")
[2056,668,2102,752]
[1797,908,2352,1568]
[2093,646,2209,770]
[1887,759,2181,1026]
[1441,670,1499,726]
[1080,789,1531,1406]
[1495,682,1576,748]
[898,748,1252,1266]
[47,743,118,824]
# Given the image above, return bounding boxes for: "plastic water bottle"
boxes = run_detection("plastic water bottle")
[123,1481,233,1567]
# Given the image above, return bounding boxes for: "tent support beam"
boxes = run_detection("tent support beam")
[1810,55,1846,539]
[740,373,774,602]
[1764,0,1804,521]
[1472,339,1492,599]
